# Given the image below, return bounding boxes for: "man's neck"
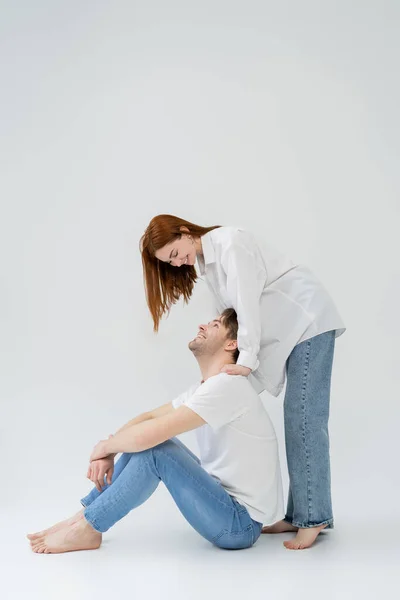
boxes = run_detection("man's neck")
[196,356,234,382]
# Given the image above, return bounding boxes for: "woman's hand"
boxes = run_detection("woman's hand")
[87,457,115,492]
[220,364,251,377]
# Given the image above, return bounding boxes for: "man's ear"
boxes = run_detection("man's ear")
[225,339,238,352]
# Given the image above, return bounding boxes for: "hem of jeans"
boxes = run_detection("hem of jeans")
[290,518,334,529]
[80,500,104,533]
[83,511,103,533]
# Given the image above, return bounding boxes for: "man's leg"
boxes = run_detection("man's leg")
[80,436,200,510]
[29,439,260,553]
[28,445,141,540]
[28,437,197,540]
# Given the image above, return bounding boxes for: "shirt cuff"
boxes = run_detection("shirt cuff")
[237,351,259,371]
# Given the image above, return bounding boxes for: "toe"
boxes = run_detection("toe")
[284,540,306,550]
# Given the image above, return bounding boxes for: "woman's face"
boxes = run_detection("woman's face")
[154,234,197,267]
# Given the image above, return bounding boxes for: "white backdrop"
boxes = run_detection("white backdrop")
[1,1,399,597]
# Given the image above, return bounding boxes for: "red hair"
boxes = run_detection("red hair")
[140,214,220,331]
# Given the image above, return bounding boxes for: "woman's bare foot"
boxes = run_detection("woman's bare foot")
[283,524,328,550]
[261,519,298,534]
[29,516,102,554]
[27,509,85,540]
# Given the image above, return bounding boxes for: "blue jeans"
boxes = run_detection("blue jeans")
[80,436,263,550]
[283,330,336,529]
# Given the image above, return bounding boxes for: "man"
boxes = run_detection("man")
[27,309,283,553]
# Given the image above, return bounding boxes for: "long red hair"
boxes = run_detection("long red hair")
[140,214,221,331]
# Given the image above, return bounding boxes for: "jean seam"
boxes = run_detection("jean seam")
[301,339,312,526]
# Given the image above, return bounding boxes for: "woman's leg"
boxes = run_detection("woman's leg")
[82,438,261,549]
[281,330,336,548]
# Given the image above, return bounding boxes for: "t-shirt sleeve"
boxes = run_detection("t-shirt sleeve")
[183,374,250,430]
[171,382,201,409]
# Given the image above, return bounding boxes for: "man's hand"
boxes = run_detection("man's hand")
[220,364,251,377]
[90,431,117,462]
[90,439,111,462]
[87,457,115,492]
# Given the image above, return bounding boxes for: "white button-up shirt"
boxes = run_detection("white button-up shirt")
[196,227,346,397]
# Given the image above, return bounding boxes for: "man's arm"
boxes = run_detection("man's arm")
[103,405,206,455]
[115,402,174,434]
[104,403,175,459]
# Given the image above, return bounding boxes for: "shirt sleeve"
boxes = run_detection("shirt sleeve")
[220,230,267,372]
[183,374,250,430]
[172,382,201,409]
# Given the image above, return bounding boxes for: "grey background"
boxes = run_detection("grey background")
[1,1,399,598]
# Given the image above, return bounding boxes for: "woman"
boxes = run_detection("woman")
[140,214,345,550]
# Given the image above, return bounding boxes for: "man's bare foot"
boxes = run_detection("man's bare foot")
[27,509,85,540]
[261,520,298,534]
[29,516,102,554]
[283,524,328,550]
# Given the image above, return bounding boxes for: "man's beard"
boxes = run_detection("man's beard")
[188,339,207,356]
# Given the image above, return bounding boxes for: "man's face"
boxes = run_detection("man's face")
[188,316,234,357]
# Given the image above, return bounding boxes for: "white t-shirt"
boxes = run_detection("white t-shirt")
[197,227,346,396]
[172,373,284,525]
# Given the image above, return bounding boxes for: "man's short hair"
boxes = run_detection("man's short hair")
[220,308,240,363]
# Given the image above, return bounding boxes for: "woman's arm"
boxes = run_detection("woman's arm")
[220,231,267,372]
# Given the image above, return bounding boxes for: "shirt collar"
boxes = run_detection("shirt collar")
[197,232,215,275]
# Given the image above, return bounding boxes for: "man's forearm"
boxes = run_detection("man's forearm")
[107,412,153,458]
[105,417,162,455]
[115,411,153,435]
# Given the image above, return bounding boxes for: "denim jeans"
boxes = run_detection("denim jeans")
[283,330,336,529]
[81,436,263,550]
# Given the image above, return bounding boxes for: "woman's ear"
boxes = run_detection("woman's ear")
[179,226,190,235]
